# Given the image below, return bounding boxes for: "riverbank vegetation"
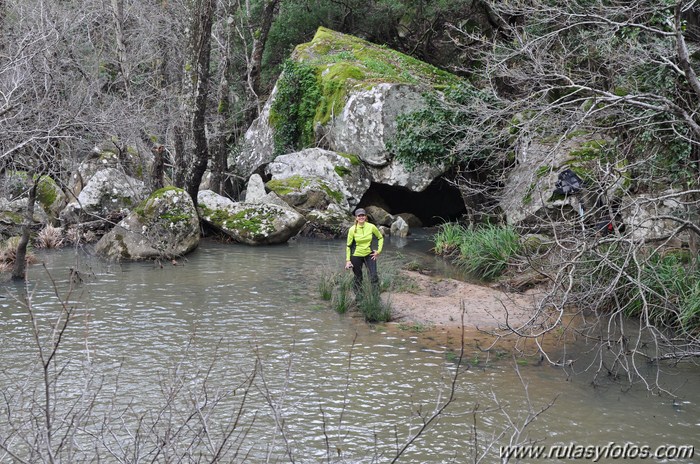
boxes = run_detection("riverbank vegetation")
[318,256,418,323]
[433,223,522,281]
[428,218,700,390]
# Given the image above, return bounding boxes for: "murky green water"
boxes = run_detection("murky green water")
[1,235,698,462]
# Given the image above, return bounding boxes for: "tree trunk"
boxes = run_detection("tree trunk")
[249,0,279,99]
[173,124,186,188]
[151,145,165,190]
[183,0,216,206]
[243,0,279,126]
[210,4,234,196]
[110,0,131,98]
[12,180,38,280]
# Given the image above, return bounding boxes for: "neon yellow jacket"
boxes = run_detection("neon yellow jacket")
[346,223,384,261]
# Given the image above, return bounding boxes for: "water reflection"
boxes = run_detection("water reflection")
[0,237,698,462]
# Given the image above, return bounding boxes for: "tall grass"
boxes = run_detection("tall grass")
[317,257,403,323]
[331,272,354,314]
[433,223,521,281]
[356,279,391,323]
[432,222,466,256]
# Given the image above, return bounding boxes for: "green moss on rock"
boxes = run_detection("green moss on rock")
[270,27,463,154]
[338,152,361,165]
[200,205,278,237]
[334,166,352,177]
[36,176,59,210]
[134,187,191,225]
[266,175,310,196]
[0,211,23,224]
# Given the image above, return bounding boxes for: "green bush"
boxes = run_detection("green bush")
[386,83,500,170]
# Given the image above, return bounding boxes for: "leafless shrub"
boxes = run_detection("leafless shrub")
[34,225,64,249]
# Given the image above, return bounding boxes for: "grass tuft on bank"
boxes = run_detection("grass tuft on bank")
[433,222,522,281]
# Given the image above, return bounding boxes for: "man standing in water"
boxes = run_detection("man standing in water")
[345,208,384,295]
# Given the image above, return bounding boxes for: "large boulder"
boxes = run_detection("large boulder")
[499,135,619,225]
[231,27,461,205]
[264,148,368,235]
[60,168,149,225]
[198,190,306,245]
[0,198,46,240]
[265,148,370,211]
[94,187,200,261]
[1,171,67,225]
[68,140,155,198]
[621,190,690,245]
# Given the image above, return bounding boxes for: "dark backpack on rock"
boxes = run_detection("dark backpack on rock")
[553,169,583,196]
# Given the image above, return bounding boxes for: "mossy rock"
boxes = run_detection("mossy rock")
[269,27,463,154]
[266,174,344,209]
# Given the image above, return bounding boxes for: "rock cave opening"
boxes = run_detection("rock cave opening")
[359,176,466,227]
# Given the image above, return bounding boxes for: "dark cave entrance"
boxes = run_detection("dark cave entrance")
[358,176,466,226]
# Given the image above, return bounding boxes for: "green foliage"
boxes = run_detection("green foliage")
[433,223,521,281]
[455,225,521,281]
[387,83,499,170]
[322,270,354,314]
[269,60,322,156]
[318,272,335,301]
[633,125,695,189]
[623,252,700,334]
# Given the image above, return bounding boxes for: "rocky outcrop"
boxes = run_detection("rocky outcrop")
[198,190,306,245]
[499,135,616,226]
[1,171,66,225]
[60,168,149,225]
[231,27,461,213]
[67,141,155,196]
[265,148,370,211]
[94,187,200,261]
[622,190,690,244]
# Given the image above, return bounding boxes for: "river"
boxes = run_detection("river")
[0,235,698,463]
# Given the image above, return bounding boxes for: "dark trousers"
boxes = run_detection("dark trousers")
[350,254,378,294]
